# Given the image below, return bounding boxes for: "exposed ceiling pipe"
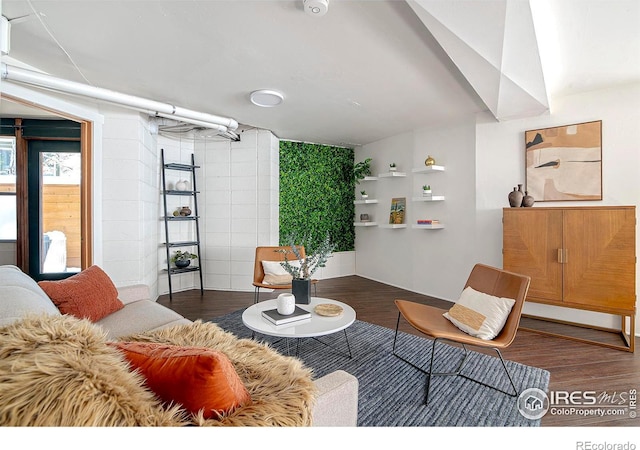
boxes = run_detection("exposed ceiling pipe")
[154,112,228,133]
[0,63,239,135]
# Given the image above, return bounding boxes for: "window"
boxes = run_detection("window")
[0,136,16,241]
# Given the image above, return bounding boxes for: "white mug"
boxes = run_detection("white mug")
[276,293,296,315]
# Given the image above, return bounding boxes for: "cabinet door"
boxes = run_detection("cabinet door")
[503,209,563,302]
[563,208,636,311]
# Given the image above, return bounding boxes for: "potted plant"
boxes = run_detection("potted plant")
[277,233,336,304]
[171,250,198,268]
[423,184,431,195]
[353,158,372,184]
[360,190,368,199]
[389,162,397,172]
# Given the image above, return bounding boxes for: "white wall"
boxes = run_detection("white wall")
[356,82,640,335]
[100,108,161,298]
[185,128,280,292]
[355,116,477,300]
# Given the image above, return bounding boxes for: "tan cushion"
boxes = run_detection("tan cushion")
[262,274,293,285]
[95,299,188,339]
[443,286,515,340]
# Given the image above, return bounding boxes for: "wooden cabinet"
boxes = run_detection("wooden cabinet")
[503,206,636,351]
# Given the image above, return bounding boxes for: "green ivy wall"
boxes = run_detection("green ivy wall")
[279,141,355,252]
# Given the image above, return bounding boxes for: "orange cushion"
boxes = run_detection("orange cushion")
[38,265,124,322]
[111,342,251,419]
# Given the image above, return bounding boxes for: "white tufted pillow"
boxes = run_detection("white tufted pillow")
[443,286,516,340]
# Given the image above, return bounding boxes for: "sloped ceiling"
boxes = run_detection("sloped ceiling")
[408,0,549,121]
[1,0,639,146]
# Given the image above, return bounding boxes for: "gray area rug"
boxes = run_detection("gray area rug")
[211,309,550,426]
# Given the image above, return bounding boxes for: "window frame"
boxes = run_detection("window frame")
[0,135,17,243]
[0,104,93,276]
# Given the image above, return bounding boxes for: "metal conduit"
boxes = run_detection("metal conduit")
[1,63,239,136]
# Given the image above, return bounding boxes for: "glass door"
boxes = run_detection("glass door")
[0,137,17,242]
[28,140,81,280]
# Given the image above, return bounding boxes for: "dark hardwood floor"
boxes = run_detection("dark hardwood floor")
[158,275,640,427]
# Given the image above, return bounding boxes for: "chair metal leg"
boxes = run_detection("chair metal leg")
[254,286,260,304]
[393,313,519,406]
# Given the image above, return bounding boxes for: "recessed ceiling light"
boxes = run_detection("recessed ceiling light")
[250,89,284,107]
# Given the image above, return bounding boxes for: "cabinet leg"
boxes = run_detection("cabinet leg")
[629,313,635,353]
[621,313,635,353]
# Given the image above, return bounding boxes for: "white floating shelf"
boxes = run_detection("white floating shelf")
[412,195,445,202]
[361,176,378,181]
[378,172,407,178]
[379,224,407,229]
[412,165,445,173]
[354,199,379,204]
[354,222,378,227]
[412,224,445,230]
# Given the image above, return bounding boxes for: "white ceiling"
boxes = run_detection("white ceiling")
[1,0,639,146]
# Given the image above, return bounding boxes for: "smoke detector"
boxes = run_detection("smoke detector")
[304,0,329,17]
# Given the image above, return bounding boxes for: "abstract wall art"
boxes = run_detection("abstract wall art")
[525,121,602,202]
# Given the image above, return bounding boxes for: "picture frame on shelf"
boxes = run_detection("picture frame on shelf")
[389,197,406,224]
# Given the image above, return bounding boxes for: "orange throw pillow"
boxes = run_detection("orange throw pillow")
[111,342,251,419]
[38,265,124,322]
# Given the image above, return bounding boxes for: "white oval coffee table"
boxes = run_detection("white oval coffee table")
[242,297,356,358]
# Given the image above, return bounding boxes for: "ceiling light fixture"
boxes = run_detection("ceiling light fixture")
[250,89,284,107]
[304,0,329,17]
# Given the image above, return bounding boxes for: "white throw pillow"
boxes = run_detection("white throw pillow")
[261,260,301,285]
[443,286,516,340]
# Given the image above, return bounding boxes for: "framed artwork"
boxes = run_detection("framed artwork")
[525,120,602,202]
[389,197,406,224]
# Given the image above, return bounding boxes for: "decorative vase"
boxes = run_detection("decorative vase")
[276,293,296,315]
[425,155,436,166]
[175,259,190,268]
[292,278,311,305]
[179,206,192,216]
[389,166,397,172]
[360,213,370,222]
[508,186,524,207]
[522,191,535,207]
[175,180,188,191]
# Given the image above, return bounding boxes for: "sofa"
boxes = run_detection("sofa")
[0,264,358,426]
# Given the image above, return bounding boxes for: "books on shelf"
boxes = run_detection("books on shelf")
[261,306,311,325]
[417,219,440,225]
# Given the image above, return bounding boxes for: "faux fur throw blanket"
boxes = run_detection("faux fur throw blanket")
[119,320,317,426]
[0,315,316,426]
